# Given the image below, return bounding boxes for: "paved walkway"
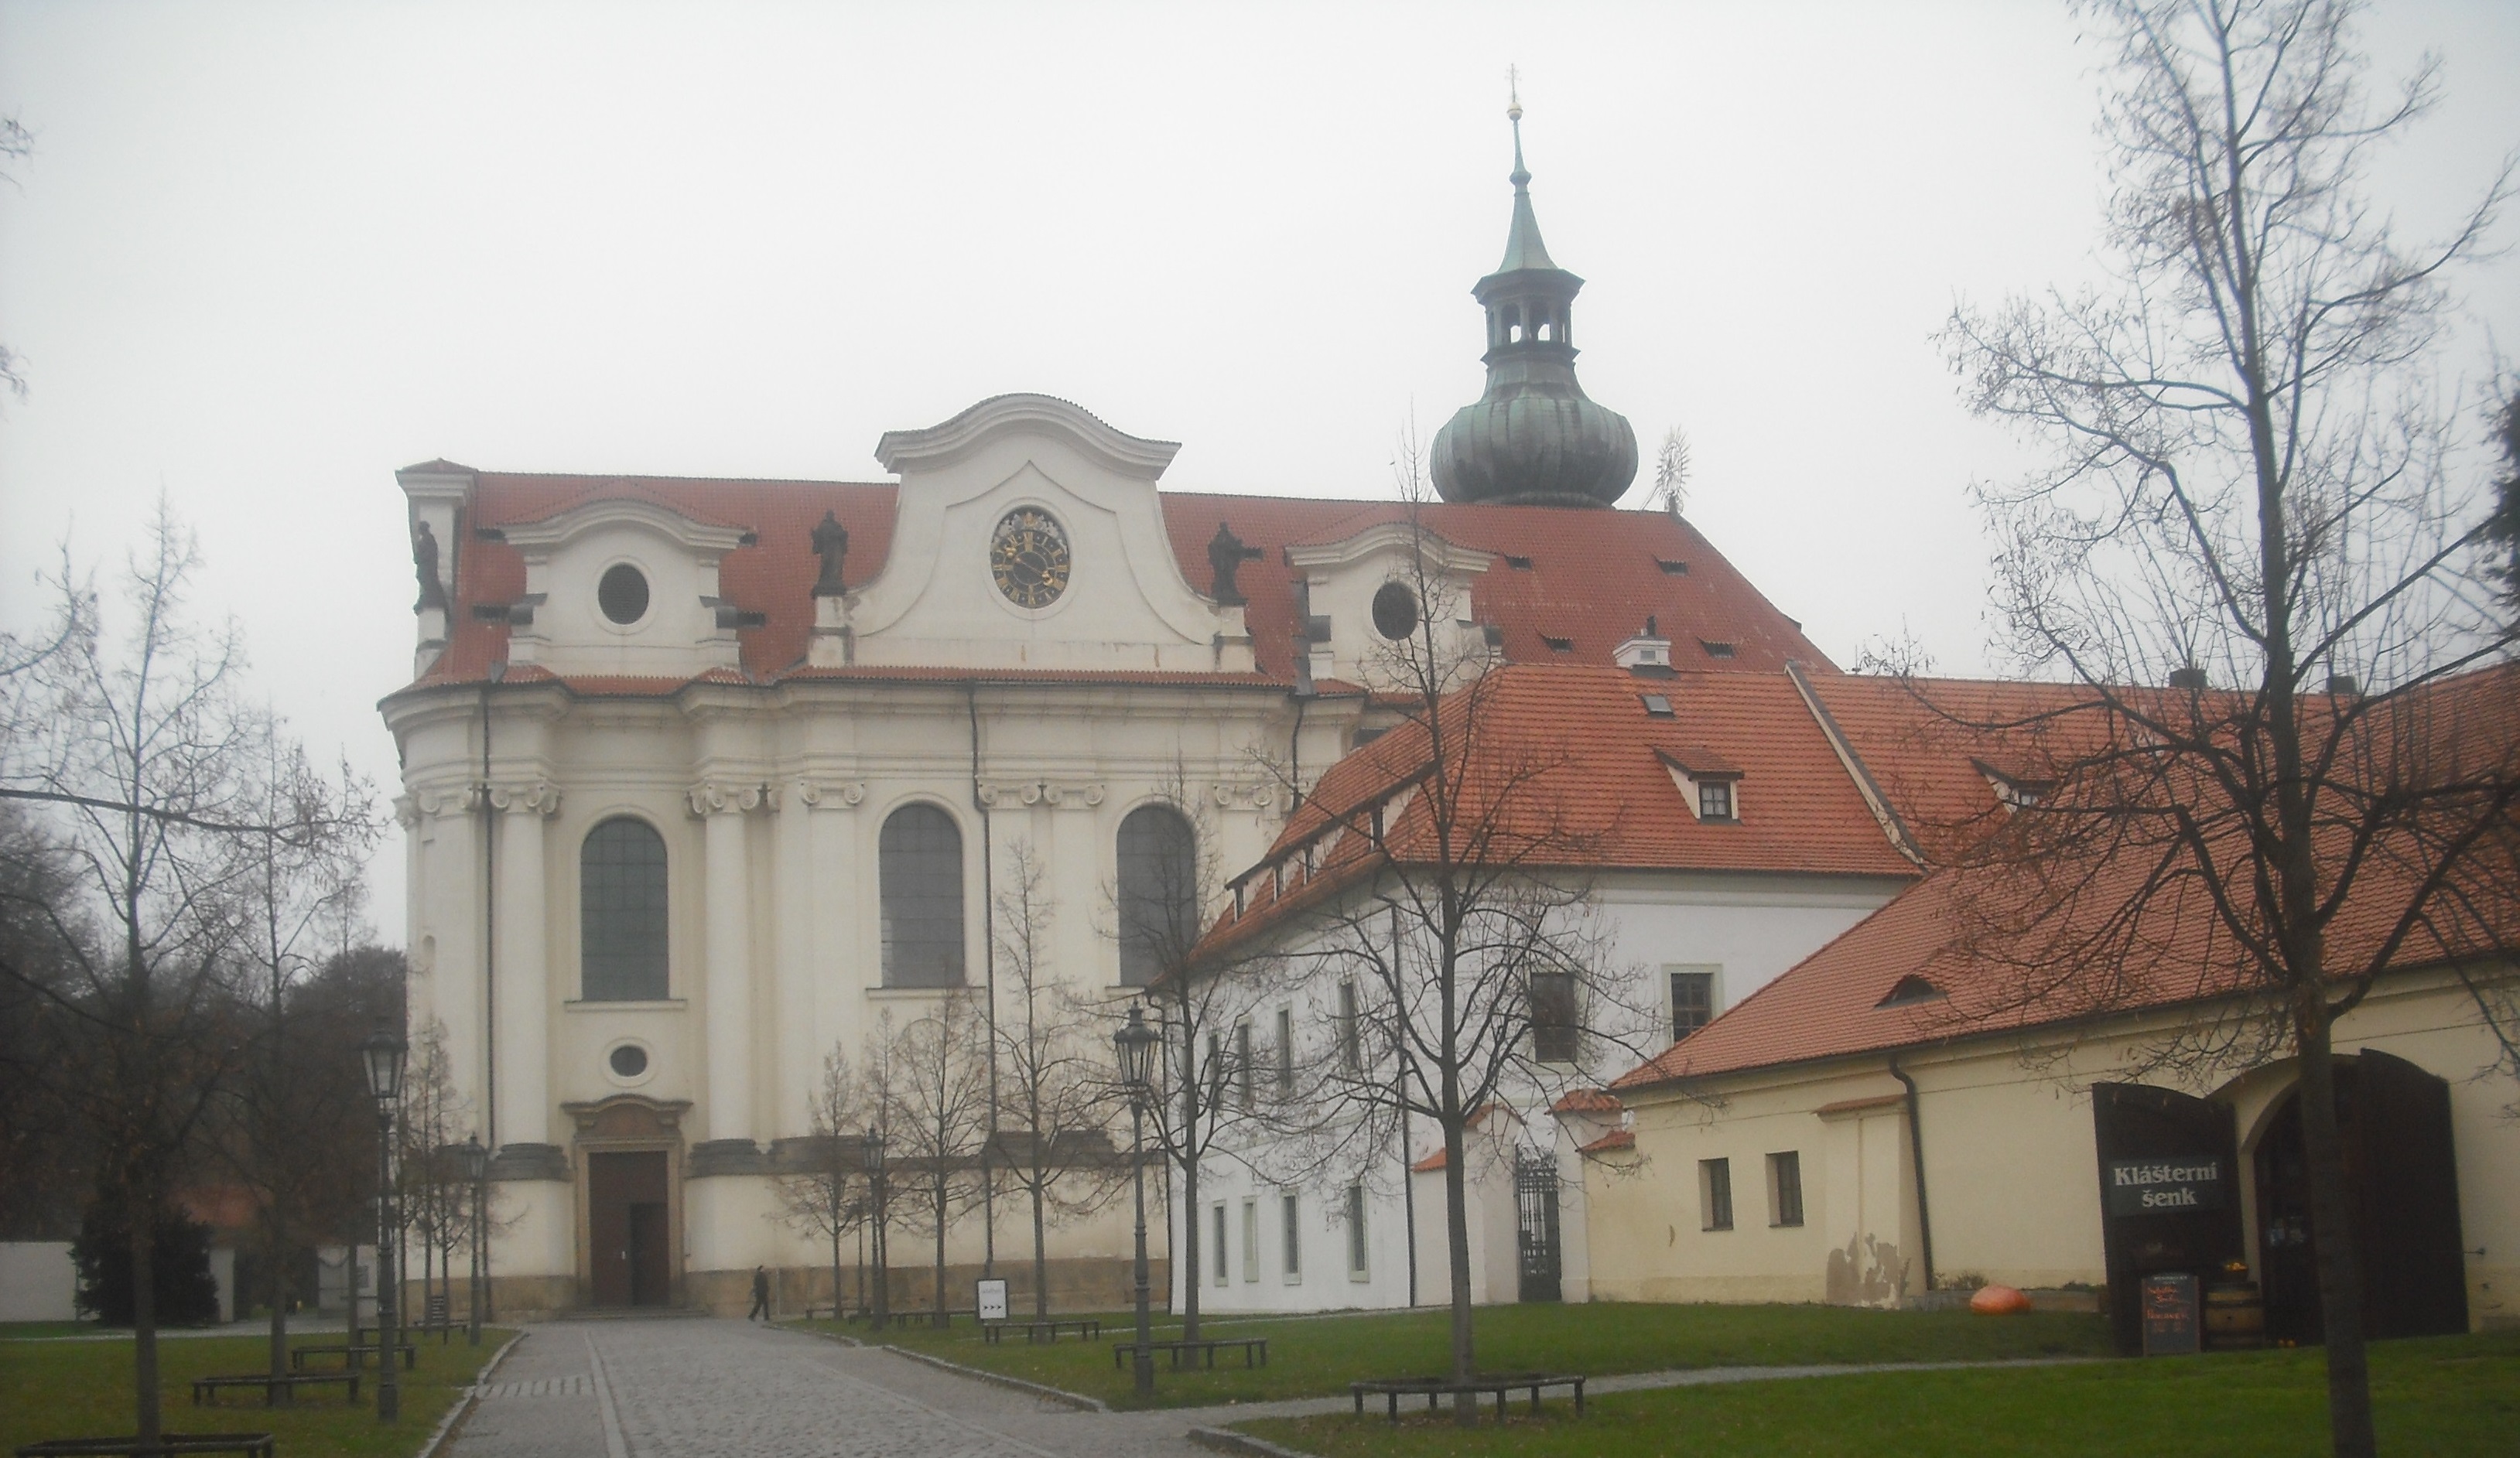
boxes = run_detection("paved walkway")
[448,1316,1214,1458]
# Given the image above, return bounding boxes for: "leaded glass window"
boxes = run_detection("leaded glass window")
[1116,804,1195,987]
[880,804,965,988]
[581,818,668,1002]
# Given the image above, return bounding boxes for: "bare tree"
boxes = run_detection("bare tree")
[1228,487,1644,1422]
[2484,387,2520,615]
[1111,775,1280,1343]
[773,1047,870,1320]
[880,992,992,1323]
[0,111,32,401]
[1,507,261,1443]
[222,720,377,1376]
[990,842,1120,1316]
[1938,4,2518,1452]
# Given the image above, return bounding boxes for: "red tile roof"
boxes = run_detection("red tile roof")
[1551,1088,1622,1115]
[1616,664,2520,1089]
[1577,1128,1636,1156]
[412,471,1834,693]
[1196,665,1919,960]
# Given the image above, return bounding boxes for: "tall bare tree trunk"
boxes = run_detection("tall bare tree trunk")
[267,1218,289,1378]
[2294,1004,2375,1456]
[1442,1113,1475,1426]
[131,1214,159,1443]
[1030,1181,1048,1318]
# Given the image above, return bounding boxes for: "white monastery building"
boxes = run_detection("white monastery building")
[380,121,1844,1316]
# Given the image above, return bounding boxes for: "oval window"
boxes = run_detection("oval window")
[1371,581,1420,641]
[608,1043,649,1078]
[598,565,651,625]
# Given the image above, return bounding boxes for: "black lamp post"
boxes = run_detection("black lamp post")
[360,1023,408,1422]
[863,1125,887,1329]
[459,1135,487,1347]
[1115,1002,1161,1398]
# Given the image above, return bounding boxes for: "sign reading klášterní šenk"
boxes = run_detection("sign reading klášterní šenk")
[2106,1156,2227,1216]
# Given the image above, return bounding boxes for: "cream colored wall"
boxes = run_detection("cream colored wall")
[1584,970,2518,1328]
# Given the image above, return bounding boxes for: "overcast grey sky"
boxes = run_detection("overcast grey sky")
[4,1,2516,944]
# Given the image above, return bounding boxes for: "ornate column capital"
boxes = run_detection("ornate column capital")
[486,781,562,816]
[787,778,867,810]
[1210,780,1278,813]
[976,779,1106,810]
[686,780,767,818]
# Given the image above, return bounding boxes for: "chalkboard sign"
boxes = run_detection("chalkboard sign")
[975,1278,1009,1323]
[2141,1272,2200,1355]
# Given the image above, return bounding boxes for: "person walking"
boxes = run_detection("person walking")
[747,1265,771,1323]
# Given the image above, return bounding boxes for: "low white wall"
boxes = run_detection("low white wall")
[0,1242,77,1322]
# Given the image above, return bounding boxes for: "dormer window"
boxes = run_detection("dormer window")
[1878,974,1946,1007]
[1657,558,1690,575]
[1657,747,1743,823]
[1640,694,1674,717]
[1699,640,1736,660]
[1504,555,1534,571]
[1542,634,1573,654]
[1698,780,1733,821]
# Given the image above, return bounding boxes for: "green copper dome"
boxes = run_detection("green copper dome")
[1430,114,1637,509]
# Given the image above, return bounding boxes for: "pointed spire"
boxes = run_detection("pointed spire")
[1497,73,1557,275]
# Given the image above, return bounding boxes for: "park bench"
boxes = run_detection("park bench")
[14,1435,276,1458]
[290,1341,419,1371]
[869,1309,963,1330]
[981,1317,1103,1344]
[1109,1336,1268,1370]
[189,1371,361,1407]
[1349,1372,1585,1422]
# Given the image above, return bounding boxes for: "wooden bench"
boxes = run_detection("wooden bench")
[981,1317,1103,1344]
[1350,1372,1585,1422]
[290,1342,419,1372]
[869,1310,963,1330]
[189,1371,361,1408]
[1109,1337,1267,1370]
[14,1435,276,1458]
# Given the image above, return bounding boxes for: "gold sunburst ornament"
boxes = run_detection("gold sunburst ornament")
[989,507,1072,609]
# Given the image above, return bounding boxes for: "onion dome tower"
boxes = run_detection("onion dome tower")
[1430,99,1638,507]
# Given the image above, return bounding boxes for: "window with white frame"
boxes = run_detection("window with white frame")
[1275,1007,1294,1092]
[1346,1184,1369,1278]
[1281,1193,1301,1282]
[1240,1198,1260,1282]
[1212,1205,1228,1286]
[1768,1151,1805,1228]
[1701,1158,1735,1231]
[1337,979,1361,1071]
[1530,971,1578,1063]
[1235,1022,1255,1110]
[1668,966,1718,1043]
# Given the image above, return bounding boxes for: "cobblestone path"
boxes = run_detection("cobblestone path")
[449,1317,1212,1458]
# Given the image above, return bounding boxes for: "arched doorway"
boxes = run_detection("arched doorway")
[2252,1050,2467,1343]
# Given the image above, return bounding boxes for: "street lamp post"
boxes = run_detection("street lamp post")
[864,1126,887,1330]
[360,1023,409,1422]
[459,1135,487,1347]
[1114,1002,1161,1399]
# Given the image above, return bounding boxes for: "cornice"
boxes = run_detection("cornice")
[874,393,1181,480]
[501,496,750,557]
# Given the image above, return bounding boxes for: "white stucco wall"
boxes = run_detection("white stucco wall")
[0,1242,77,1322]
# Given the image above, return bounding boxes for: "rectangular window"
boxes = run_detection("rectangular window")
[1276,1008,1294,1091]
[1281,1193,1301,1282]
[1346,1185,1369,1277]
[1530,971,1578,1063]
[1701,1158,1734,1231]
[1212,1205,1228,1286]
[1768,1151,1805,1228]
[1669,969,1716,1043]
[1337,980,1361,1072]
[1240,1197,1260,1282]
[1698,780,1734,821]
[1235,1022,1255,1110]
[1205,1033,1225,1106]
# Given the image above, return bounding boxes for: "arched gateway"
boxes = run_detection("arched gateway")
[2091,1051,2468,1355]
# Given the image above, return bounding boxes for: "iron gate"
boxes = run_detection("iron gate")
[1514,1149,1562,1303]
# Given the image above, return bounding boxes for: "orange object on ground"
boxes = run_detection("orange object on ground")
[1969,1284,2033,1315]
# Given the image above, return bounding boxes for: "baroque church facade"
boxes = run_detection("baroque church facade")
[383,122,1834,1316]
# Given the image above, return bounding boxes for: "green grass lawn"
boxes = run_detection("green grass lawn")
[1238,1330,2520,1458]
[791,1301,2111,1410]
[0,1328,515,1456]
[0,1323,106,1341]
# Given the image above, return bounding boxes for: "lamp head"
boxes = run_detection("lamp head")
[1114,1002,1160,1093]
[458,1134,488,1183]
[360,1022,409,1106]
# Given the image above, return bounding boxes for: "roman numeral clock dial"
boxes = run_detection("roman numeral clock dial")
[989,507,1072,609]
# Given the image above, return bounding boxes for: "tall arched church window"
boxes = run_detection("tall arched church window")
[581,817,668,1002]
[1116,804,1197,988]
[880,804,966,988]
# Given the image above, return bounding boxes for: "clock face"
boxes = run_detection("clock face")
[989,507,1072,609]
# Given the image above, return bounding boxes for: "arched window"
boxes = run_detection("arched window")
[880,804,965,988]
[1116,804,1197,987]
[581,817,668,1002]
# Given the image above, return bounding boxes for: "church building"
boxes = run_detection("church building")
[381,118,1837,1316]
